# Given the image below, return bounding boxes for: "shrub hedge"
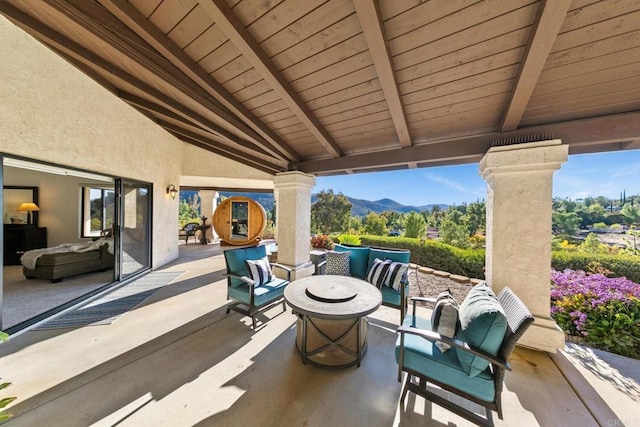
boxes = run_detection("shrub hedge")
[347,235,640,282]
[551,251,640,283]
[357,235,486,279]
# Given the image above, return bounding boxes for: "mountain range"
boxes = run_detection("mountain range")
[181,190,447,215]
[211,192,447,216]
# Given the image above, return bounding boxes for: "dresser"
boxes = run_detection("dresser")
[3,225,47,265]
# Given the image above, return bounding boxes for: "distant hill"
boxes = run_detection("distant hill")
[182,190,447,216]
[343,197,447,216]
[311,195,447,216]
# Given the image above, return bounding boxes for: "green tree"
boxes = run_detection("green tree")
[310,190,352,234]
[382,210,403,231]
[404,211,427,238]
[347,216,363,234]
[179,194,200,226]
[363,212,388,235]
[439,217,470,248]
[552,211,581,236]
[465,200,486,236]
[621,203,640,225]
[580,232,602,254]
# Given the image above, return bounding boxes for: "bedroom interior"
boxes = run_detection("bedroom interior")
[2,157,118,330]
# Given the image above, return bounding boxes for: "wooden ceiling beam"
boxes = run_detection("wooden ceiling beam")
[623,140,640,150]
[97,0,300,163]
[118,92,279,159]
[161,122,282,174]
[0,2,285,166]
[500,0,572,132]
[353,0,411,148]
[200,0,344,158]
[296,112,640,174]
[169,132,280,175]
[45,0,289,162]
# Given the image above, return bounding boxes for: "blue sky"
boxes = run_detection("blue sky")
[314,150,640,206]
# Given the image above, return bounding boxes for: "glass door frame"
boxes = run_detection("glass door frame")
[114,178,152,281]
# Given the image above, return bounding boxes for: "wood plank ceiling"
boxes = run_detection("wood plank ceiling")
[2,0,640,176]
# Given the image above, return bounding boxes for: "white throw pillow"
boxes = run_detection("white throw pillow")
[245,256,273,286]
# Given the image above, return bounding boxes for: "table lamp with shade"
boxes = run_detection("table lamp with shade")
[17,202,40,225]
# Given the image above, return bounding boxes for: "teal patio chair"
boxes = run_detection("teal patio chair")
[223,245,291,328]
[396,285,534,426]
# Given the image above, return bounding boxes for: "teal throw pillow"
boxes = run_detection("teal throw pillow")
[455,282,508,376]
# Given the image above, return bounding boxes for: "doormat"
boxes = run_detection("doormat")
[35,271,184,329]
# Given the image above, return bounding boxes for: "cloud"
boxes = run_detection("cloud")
[610,161,640,178]
[424,173,485,197]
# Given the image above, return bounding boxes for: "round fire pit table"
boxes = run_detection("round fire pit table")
[284,275,382,369]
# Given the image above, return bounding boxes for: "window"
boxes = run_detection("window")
[82,186,115,237]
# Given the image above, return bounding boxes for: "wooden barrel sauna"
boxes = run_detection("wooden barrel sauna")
[212,196,266,246]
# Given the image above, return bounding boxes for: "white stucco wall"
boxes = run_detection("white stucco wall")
[0,16,181,267]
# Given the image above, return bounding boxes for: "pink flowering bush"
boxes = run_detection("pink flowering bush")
[551,269,640,358]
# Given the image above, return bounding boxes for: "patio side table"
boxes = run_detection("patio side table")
[284,275,382,369]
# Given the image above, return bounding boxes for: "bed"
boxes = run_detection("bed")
[21,238,115,283]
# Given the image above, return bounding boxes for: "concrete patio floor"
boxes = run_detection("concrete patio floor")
[0,243,636,426]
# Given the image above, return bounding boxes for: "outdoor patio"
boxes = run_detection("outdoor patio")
[0,242,636,426]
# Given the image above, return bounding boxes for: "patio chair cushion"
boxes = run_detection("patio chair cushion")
[333,244,369,279]
[245,256,273,286]
[366,258,391,288]
[396,315,496,402]
[455,282,508,376]
[227,277,289,307]
[431,290,459,352]
[384,261,409,291]
[380,282,409,306]
[324,250,351,276]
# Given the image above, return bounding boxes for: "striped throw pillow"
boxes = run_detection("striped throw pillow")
[384,261,409,291]
[366,258,391,289]
[431,289,459,352]
[245,256,273,286]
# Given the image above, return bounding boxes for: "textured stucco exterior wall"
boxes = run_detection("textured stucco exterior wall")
[0,16,185,266]
[181,144,275,182]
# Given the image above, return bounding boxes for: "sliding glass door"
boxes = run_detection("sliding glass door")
[116,179,151,280]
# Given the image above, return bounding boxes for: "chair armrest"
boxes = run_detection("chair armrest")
[410,296,437,316]
[270,263,292,281]
[396,325,511,371]
[315,260,327,275]
[223,272,256,287]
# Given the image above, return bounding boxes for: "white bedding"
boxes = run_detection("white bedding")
[20,237,114,270]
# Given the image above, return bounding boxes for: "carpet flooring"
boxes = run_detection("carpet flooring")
[35,271,184,329]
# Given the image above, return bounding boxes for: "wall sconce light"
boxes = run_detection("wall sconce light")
[17,202,40,225]
[166,184,178,200]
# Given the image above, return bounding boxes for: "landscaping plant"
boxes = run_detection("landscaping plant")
[550,269,640,358]
[337,234,361,246]
[310,234,334,250]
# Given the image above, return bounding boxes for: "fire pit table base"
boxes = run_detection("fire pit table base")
[295,314,368,369]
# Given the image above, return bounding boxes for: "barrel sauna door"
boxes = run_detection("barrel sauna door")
[213,196,266,245]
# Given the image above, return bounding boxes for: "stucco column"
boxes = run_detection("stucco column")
[479,140,568,353]
[273,171,315,280]
[198,190,219,242]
